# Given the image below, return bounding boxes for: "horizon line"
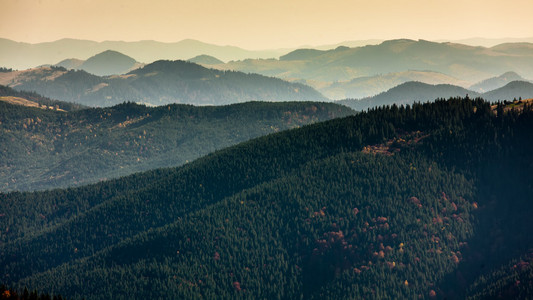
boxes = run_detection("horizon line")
[2,36,533,51]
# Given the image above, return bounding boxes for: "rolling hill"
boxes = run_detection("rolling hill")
[78,50,140,76]
[0,95,352,192]
[187,55,224,65]
[1,60,327,107]
[1,98,532,299]
[53,51,142,76]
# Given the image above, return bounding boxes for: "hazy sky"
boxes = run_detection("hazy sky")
[1,0,532,49]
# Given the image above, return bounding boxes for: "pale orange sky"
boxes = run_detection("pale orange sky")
[1,0,532,49]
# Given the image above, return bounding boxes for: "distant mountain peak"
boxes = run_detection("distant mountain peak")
[187,54,224,65]
[499,71,522,79]
[80,50,137,76]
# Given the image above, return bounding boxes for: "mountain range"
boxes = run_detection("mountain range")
[0,38,289,70]
[3,37,533,71]
[213,39,533,94]
[3,59,532,111]
[0,86,352,191]
[0,60,327,106]
[1,98,532,299]
[3,39,533,103]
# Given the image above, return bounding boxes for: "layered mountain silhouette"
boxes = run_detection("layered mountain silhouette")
[3,39,532,102]
[1,60,327,106]
[0,38,286,70]
[3,34,533,300]
[218,39,533,92]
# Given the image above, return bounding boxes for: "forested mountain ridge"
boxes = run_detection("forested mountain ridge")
[0,98,353,192]
[338,80,533,111]
[1,60,327,107]
[338,81,479,111]
[1,97,532,299]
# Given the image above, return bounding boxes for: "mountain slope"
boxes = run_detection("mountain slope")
[0,97,352,191]
[1,98,532,299]
[4,60,327,106]
[15,152,476,299]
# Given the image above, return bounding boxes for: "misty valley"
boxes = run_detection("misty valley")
[1,38,533,299]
